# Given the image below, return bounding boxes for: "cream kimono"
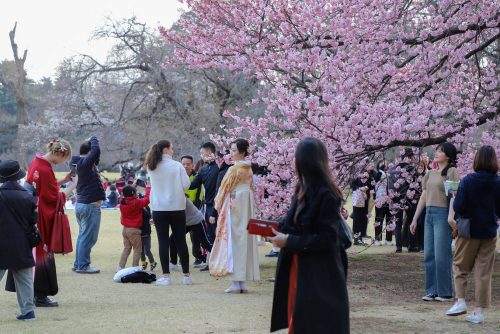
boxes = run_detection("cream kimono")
[209,161,260,281]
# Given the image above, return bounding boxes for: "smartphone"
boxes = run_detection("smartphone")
[70,163,78,177]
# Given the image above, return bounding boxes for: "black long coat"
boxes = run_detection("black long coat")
[271,187,349,334]
[0,181,38,269]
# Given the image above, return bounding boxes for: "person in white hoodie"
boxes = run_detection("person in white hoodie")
[144,140,192,286]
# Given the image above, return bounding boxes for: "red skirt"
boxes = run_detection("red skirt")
[288,255,298,334]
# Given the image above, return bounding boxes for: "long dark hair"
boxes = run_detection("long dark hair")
[144,140,171,171]
[294,137,343,203]
[436,142,457,177]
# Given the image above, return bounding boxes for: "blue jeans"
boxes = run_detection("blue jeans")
[424,206,453,297]
[74,203,102,270]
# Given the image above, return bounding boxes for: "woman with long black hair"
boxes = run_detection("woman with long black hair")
[270,137,349,334]
[410,142,460,302]
[144,140,192,286]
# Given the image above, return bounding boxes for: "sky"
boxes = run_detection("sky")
[0,0,187,80]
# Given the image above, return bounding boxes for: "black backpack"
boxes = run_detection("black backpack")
[121,271,156,284]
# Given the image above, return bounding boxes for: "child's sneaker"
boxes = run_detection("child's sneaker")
[150,261,157,271]
[116,266,124,273]
[141,261,148,270]
[169,263,180,271]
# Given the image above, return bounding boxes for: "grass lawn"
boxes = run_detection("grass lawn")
[1,209,499,333]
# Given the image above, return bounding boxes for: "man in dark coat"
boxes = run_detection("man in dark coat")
[0,160,38,320]
[270,187,350,334]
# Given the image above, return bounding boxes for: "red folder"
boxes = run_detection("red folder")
[247,219,279,237]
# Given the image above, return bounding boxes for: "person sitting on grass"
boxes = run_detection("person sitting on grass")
[102,184,120,208]
[117,185,150,272]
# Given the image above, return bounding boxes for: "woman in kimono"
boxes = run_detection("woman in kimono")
[26,138,77,307]
[209,138,260,293]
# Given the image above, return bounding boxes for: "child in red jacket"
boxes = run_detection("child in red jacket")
[117,185,150,271]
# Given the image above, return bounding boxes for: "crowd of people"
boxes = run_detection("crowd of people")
[0,135,498,333]
[349,143,500,325]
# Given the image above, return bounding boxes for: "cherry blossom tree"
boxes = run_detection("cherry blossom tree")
[163,0,499,217]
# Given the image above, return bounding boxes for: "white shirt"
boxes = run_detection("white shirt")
[148,155,190,211]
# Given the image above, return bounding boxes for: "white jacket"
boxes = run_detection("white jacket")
[148,155,190,211]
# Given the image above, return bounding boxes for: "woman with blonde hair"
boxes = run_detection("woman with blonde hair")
[209,138,260,293]
[21,138,77,307]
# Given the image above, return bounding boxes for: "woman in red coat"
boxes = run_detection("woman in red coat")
[26,138,77,307]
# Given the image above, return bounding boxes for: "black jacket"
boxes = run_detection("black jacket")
[70,136,106,204]
[189,161,219,206]
[0,181,38,269]
[211,162,232,219]
[453,171,500,239]
[271,187,350,334]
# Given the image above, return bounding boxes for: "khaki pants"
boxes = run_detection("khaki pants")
[453,237,497,308]
[119,227,142,268]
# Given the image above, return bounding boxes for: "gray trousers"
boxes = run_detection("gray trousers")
[0,268,35,315]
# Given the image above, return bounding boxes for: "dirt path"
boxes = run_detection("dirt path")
[348,254,500,334]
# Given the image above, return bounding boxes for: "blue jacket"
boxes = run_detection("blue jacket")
[71,137,106,204]
[453,171,500,239]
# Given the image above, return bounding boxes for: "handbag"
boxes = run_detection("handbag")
[352,189,367,208]
[0,190,42,248]
[338,214,353,250]
[456,217,471,239]
[247,218,280,237]
[49,192,73,254]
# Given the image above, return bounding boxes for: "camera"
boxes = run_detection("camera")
[70,163,78,177]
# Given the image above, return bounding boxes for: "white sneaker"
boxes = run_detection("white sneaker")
[169,263,180,272]
[116,266,124,273]
[155,276,172,286]
[385,240,392,246]
[465,312,484,324]
[374,240,381,246]
[446,302,467,316]
[182,276,192,285]
[435,296,454,302]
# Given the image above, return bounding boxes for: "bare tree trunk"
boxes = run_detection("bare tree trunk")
[2,22,28,166]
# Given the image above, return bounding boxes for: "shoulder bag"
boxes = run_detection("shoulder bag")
[338,214,353,250]
[456,217,471,239]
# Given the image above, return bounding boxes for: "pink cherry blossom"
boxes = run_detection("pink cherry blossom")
[162,0,500,217]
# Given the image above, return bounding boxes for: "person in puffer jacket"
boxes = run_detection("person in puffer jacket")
[117,185,150,271]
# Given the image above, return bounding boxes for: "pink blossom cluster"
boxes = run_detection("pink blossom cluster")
[162,0,500,217]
